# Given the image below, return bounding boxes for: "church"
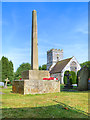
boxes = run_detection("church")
[47,49,81,84]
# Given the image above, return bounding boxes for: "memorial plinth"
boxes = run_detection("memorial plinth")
[22,70,50,80]
[12,79,60,95]
[12,10,60,95]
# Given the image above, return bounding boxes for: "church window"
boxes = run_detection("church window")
[70,61,77,72]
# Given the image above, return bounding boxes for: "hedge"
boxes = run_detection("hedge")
[64,70,70,84]
[69,71,77,84]
[76,70,80,86]
[64,70,77,84]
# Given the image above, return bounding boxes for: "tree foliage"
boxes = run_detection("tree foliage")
[80,61,90,69]
[64,70,69,84]
[8,61,14,82]
[39,66,42,70]
[76,70,80,86]
[39,64,47,70]
[69,71,77,84]
[14,63,31,80]
[1,56,14,82]
[0,60,2,82]
[64,70,77,84]
[42,64,47,70]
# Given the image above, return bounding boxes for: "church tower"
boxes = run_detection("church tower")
[47,49,63,71]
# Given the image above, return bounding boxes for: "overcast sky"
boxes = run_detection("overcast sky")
[2,2,88,71]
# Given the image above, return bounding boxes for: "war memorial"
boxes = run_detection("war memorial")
[12,10,60,95]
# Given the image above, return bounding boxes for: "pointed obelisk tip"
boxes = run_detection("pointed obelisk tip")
[33,10,36,12]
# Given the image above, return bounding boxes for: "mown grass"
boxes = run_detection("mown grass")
[0,86,88,119]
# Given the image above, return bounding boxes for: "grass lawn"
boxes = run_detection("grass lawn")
[0,85,88,119]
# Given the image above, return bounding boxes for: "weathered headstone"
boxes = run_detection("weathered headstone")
[0,82,4,87]
[78,66,90,90]
[64,71,73,89]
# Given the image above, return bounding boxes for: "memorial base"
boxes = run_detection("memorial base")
[12,70,60,95]
[12,80,60,95]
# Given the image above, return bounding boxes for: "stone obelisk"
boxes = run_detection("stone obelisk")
[13,10,60,95]
[31,10,38,70]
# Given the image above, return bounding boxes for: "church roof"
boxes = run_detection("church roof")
[50,57,73,74]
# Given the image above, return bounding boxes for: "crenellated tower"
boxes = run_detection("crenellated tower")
[47,49,63,71]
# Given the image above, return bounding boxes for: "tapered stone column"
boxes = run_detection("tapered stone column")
[31,10,38,70]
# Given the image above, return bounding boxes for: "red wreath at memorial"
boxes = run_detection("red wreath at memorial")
[43,77,58,80]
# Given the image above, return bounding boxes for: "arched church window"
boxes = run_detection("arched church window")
[70,61,77,72]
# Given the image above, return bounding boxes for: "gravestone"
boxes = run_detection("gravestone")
[78,66,90,90]
[88,78,90,90]
[4,78,9,88]
[0,82,4,87]
[64,71,73,89]
[12,10,60,95]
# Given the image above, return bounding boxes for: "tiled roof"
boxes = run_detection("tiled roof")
[50,57,73,74]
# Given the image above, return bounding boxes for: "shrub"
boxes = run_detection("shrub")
[76,70,80,86]
[64,70,77,84]
[7,84,12,86]
[64,70,70,84]
[69,71,77,84]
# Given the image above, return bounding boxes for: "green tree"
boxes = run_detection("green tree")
[14,63,31,80]
[63,70,69,84]
[42,64,47,70]
[64,70,77,84]
[76,70,80,86]
[1,56,14,83]
[80,61,90,69]
[0,60,2,82]
[69,71,77,84]
[1,56,9,82]
[8,61,14,83]
[39,66,42,70]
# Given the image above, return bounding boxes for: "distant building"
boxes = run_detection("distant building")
[47,49,81,84]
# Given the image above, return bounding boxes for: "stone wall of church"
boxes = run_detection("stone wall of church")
[50,73,60,81]
[60,57,81,84]
[50,57,81,84]
[62,57,81,74]
[50,73,64,84]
